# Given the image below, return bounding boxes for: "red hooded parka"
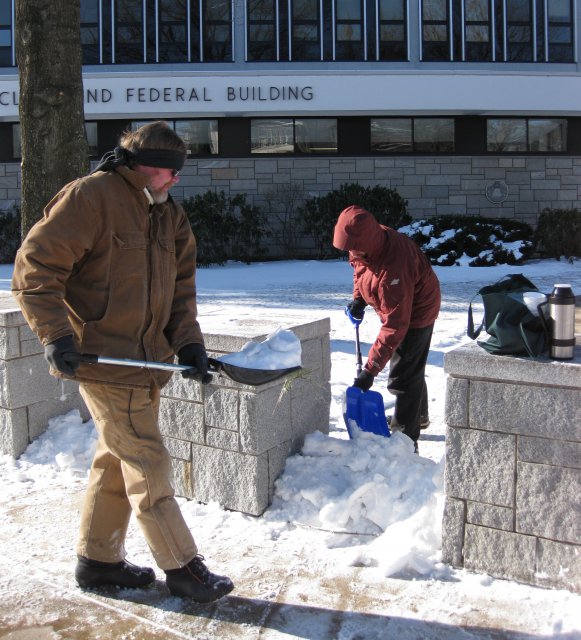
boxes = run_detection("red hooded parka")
[333,205,441,374]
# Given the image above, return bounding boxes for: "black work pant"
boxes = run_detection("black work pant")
[387,324,434,443]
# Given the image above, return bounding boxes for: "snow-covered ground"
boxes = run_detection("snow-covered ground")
[0,257,580,639]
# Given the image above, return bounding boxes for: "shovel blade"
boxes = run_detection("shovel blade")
[344,386,390,439]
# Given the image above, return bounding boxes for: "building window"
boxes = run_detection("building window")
[114,0,145,63]
[334,0,364,61]
[487,118,567,152]
[176,119,219,154]
[81,0,100,64]
[247,0,278,61]
[158,0,188,62]
[290,0,322,61]
[131,119,219,155]
[0,0,13,67]
[203,0,232,61]
[371,118,455,153]
[421,0,450,61]
[12,123,99,159]
[421,0,575,61]
[377,0,407,61]
[251,118,337,154]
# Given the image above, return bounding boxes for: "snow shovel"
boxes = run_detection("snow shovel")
[343,309,390,439]
[67,353,301,386]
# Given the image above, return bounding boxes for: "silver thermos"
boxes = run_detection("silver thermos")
[548,284,576,360]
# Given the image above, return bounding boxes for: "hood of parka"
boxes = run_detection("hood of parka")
[333,205,386,263]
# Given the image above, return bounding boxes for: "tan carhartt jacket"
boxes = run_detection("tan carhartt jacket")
[12,166,203,388]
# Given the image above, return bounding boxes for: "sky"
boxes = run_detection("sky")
[0,256,580,639]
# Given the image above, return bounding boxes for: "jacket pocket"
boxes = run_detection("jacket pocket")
[111,232,147,280]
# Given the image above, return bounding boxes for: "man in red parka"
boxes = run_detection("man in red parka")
[333,205,441,451]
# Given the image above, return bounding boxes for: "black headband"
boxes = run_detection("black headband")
[91,146,186,174]
[129,148,186,171]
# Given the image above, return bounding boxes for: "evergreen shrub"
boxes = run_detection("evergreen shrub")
[535,208,581,260]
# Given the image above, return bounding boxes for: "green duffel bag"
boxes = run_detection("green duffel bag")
[467,273,548,357]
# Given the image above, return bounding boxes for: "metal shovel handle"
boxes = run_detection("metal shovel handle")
[65,352,213,383]
[354,325,363,376]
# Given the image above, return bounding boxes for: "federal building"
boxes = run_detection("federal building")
[0,0,580,222]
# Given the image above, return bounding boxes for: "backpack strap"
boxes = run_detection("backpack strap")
[467,291,484,340]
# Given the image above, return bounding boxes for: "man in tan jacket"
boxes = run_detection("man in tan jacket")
[12,121,234,603]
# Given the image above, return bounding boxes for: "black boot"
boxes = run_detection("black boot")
[75,555,156,589]
[165,555,234,602]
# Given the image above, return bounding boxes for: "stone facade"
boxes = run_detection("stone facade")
[0,292,331,515]
[2,156,580,255]
[442,342,581,593]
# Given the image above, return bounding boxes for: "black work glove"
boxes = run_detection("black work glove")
[178,343,212,384]
[346,298,367,322]
[44,335,80,376]
[352,369,374,392]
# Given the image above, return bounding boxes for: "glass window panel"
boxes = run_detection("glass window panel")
[414,119,454,152]
[85,122,98,156]
[294,24,318,40]
[371,119,412,153]
[337,24,361,41]
[293,0,319,20]
[207,24,231,42]
[466,25,489,42]
[508,25,531,42]
[548,0,571,20]
[12,124,21,159]
[250,24,274,40]
[0,31,11,47]
[465,0,488,20]
[424,24,448,41]
[295,119,337,153]
[380,0,404,21]
[487,119,526,152]
[117,0,142,21]
[549,25,572,43]
[423,0,447,21]
[528,119,566,152]
[0,4,11,24]
[506,0,530,21]
[251,120,294,154]
[80,0,99,22]
[206,0,230,20]
[337,1,361,20]
[381,25,404,40]
[176,120,219,155]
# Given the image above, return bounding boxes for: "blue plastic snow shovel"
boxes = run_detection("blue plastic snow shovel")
[343,309,390,439]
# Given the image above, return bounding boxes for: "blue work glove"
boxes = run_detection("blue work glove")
[352,369,374,392]
[345,298,367,324]
[178,343,213,384]
[44,335,80,376]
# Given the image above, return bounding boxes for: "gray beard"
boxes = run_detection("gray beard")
[150,189,169,204]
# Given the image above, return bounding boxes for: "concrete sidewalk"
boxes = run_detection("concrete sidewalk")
[0,480,575,640]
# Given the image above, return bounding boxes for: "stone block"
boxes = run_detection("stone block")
[204,387,239,430]
[445,427,515,506]
[464,525,536,583]
[27,391,88,442]
[441,497,466,567]
[206,426,239,451]
[239,384,292,455]
[170,457,194,500]
[536,539,581,593]
[444,376,468,427]
[517,436,581,469]
[162,372,203,402]
[191,444,270,515]
[163,436,191,461]
[0,326,20,359]
[0,406,29,457]
[467,501,514,532]
[1,354,68,409]
[516,462,580,544]
[470,380,580,441]
[159,397,205,444]
[291,375,331,439]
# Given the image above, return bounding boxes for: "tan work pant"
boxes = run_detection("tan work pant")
[76,382,198,570]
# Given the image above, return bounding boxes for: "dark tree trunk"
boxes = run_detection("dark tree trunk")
[16,0,89,238]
